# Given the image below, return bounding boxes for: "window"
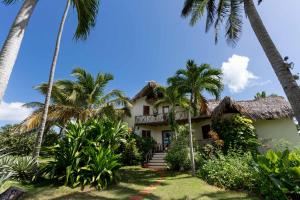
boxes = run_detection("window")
[142,130,151,138]
[163,106,169,114]
[143,105,150,116]
[202,125,211,139]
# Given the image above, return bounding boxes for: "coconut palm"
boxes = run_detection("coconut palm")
[33,0,100,160]
[154,86,189,136]
[0,0,99,102]
[168,60,223,176]
[0,0,38,102]
[181,0,300,123]
[21,68,131,133]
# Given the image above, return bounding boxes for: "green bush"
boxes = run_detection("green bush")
[165,127,190,171]
[0,153,36,183]
[256,149,300,199]
[198,150,258,190]
[212,114,259,153]
[0,132,35,156]
[121,139,141,166]
[197,148,299,200]
[135,135,156,160]
[42,118,126,189]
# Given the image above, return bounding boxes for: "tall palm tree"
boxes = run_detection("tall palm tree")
[33,0,100,160]
[0,0,38,102]
[168,60,223,176]
[22,68,131,133]
[154,86,189,137]
[181,0,300,123]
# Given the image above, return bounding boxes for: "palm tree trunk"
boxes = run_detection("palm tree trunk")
[32,0,71,161]
[244,0,300,123]
[0,0,38,102]
[188,96,196,176]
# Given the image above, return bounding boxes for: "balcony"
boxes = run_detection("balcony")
[135,111,208,126]
[135,111,187,125]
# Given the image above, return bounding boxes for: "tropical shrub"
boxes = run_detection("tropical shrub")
[165,127,190,171]
[0,132,35,156]
[42,118,125,189]
[212,114,259,153]
[135,135,156,159]
[197,147,300,199]
[0,153,36,183]
[198,150,258,191]
[256,149,300,199]
[120,139,141,166]
[0,149,14,186]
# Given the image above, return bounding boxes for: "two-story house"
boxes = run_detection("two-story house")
[124,81,300,151]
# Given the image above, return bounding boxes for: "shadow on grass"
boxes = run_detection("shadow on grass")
[21,166,163,200]
[184,191,259,200]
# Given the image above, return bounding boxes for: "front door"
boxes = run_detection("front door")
[162,130,173,150]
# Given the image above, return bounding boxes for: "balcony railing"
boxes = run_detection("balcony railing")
[135,111,189,125]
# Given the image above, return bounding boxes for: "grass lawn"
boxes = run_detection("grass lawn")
[0,166,258,200]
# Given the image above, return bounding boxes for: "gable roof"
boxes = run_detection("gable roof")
[211,96,293,120]
[132,81,159,102]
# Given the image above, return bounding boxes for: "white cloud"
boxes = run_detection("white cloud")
[0,101,33,122]
[222,55,258,93]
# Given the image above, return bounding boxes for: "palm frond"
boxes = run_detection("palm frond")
[225,0,243,46]
[71,0,100,40]
[1,0,18,5]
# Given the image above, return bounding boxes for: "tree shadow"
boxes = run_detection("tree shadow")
[188,191,259,200]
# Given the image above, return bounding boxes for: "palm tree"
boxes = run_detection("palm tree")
[154,86,189,137]
[22,68,131,134]
[181,0,300,123]
[254,91,267,100]
[33,0,100,160]
[168,60,223,176]
[0,0,38,102]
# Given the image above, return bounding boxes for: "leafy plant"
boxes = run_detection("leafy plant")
[212,114,259,153]
[198,150,258,191]
[42,119,124,189]
[0,132,35,156]
[120,139,141,166]
[256,149,300,199]
[165,127,190,171]
[135,135,156,159]
[0,149,14,186]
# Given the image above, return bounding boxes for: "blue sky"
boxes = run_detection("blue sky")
[0,0,300,124]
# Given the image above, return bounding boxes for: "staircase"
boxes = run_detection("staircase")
[147,152,167,169]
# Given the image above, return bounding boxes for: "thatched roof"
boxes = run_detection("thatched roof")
[132,81,293,120]
[211,96,293,120]
[132,81,159,102]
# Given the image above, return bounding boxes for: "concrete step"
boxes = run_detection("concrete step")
[153,153,166,155]
[149,159,165,163]
[148,165,168,169]
[148,162,167,166]
[152,155,166,158]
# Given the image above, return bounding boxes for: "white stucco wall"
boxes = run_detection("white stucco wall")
[254,118,300,148]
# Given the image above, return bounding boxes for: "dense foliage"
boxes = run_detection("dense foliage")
[135,135,156,160]
[165,126,190,171]
[197,147,300,200]
[120,138,141,166]
[0,125,58,156]
[212,115,259,153]
[42,118,128,189]
[0,151,36,185]
[198,150,260,190]
[256,149,300,199]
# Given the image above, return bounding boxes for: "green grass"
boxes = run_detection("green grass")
[1,166,258,200]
